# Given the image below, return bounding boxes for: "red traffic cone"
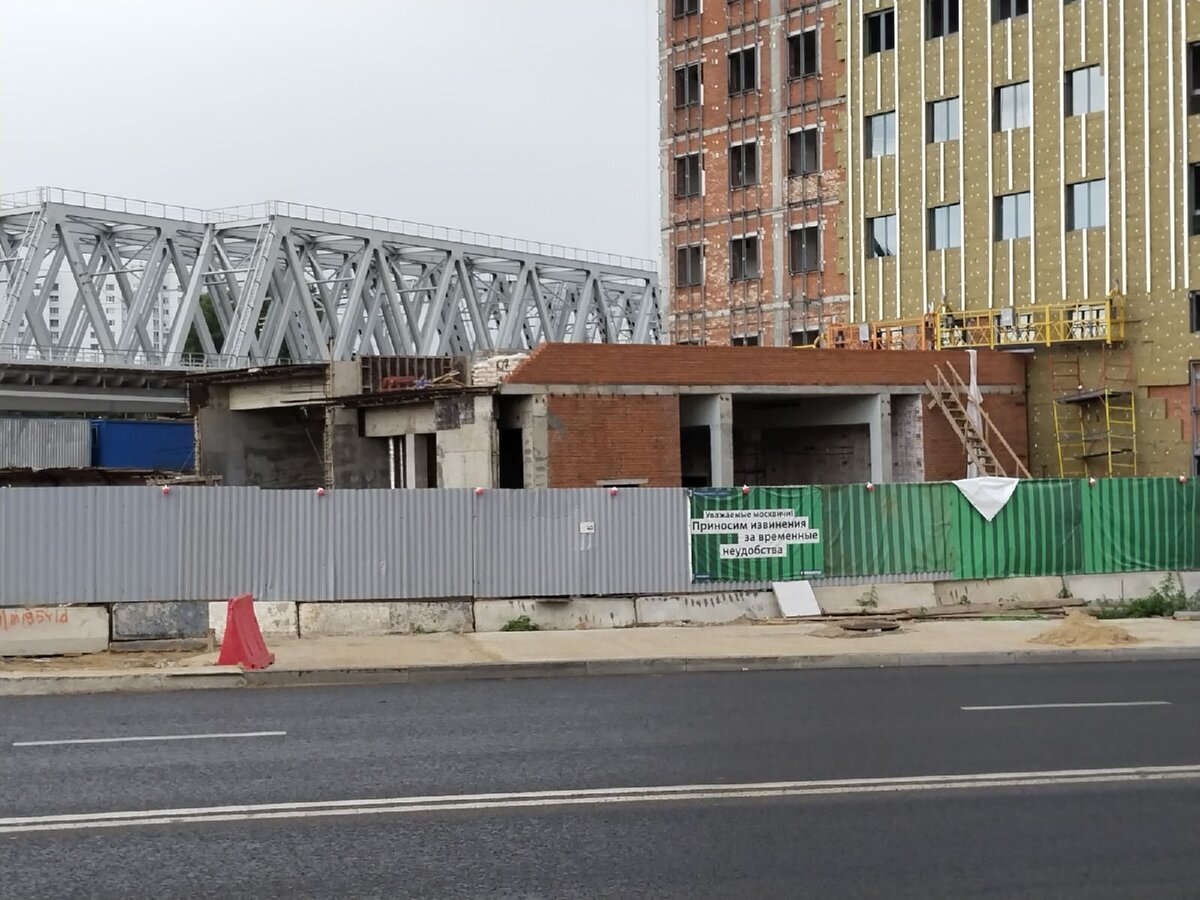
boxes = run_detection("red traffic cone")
[216,594,275,669]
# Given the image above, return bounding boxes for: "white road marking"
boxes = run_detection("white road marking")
[961,701,1172,712]
[2,764,1198,834]
[11,731,287,748]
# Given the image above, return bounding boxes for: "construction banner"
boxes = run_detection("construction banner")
[688,487,823,583]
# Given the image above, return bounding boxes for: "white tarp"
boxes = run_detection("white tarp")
[966,349,984,479]
[953,476,1020,522]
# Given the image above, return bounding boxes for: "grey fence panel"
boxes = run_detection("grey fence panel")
[176,487,267,601]
[328,489,473,600]
[91,487,181,603]
[258,490,333,602]
[0,488,98,604]
[0,486,772,606]
[0,418,91,469]
[471,488,762,598]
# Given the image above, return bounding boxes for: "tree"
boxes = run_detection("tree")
[183,292,224,358]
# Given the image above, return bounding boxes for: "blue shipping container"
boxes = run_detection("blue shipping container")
[90,420,195,471]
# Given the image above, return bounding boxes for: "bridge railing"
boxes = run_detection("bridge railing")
[0,343,254,371]
[2,188,657,274]
[0,188,209,223]
[204,199,656,271]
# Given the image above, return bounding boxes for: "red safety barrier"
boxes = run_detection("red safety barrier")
[216,594,275,670]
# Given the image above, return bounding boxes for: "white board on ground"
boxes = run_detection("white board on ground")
[773,581,821,618]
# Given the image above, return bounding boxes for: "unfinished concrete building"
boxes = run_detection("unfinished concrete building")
[187,345,1027,489]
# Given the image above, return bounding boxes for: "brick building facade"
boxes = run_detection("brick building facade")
[662,0,847,348]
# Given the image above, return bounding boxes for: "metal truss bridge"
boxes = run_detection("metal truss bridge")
[0,188,661,370]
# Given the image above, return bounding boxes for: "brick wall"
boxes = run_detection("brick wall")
[508,343,1026,389]
[923,394,1030,482]
[546,395,681,488]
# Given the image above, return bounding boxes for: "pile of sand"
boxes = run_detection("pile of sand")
[1029,609,1138,647]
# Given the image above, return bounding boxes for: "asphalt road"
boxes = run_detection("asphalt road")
[3,662,1200,898]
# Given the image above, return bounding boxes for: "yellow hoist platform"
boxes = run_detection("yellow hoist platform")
[804,292,1125,352]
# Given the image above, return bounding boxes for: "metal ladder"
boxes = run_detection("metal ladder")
[925,363,1031,478]
[223,220,277,361]
[0,206,48,340]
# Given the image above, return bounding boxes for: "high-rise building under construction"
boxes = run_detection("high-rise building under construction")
[661,0,1200,477]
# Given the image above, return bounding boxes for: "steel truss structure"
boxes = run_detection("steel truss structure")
[0,189,660,369]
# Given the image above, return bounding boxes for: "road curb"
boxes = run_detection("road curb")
[4,647,1200,696]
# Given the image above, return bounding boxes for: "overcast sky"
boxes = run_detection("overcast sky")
[0,0,660,262]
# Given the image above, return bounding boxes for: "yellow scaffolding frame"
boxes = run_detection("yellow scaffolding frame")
[1051,349,1138,478]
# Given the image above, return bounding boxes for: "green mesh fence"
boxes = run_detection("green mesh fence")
[688,478,1200,583]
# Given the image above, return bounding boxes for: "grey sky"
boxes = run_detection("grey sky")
[1,0,660,262]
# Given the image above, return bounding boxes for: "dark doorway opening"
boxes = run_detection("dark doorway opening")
[498,428,525,488]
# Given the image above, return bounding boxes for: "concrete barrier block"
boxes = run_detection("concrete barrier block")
[933,577,1066,608]
[297,601,473,637]
[298,603,390,637]
[635,591,779,625]
[813,582,937,615]
[389,601,473,634]
[112,602,208,640]
[0,606,109,656]
[209,601,298,641]
[1065,572,1177,603]
[473,598,637,632]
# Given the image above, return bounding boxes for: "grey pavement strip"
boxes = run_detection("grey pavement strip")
[3,645,1200,697]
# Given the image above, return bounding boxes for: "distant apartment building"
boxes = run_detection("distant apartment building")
[662,0,1200,478]
[21,270,182,357]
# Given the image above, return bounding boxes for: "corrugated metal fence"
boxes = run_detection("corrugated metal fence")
[0,418,91,469]
[0,486,756,605]
[2,481,1192,606]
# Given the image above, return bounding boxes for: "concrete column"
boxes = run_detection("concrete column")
[868,394,893,483]
[524,395,550,489]
[714,393,735,486]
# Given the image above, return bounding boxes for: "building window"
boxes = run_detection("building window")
[729,235,760,281]
[1190,163,1200,235]
[1190,42,1200,114]
[790,225,819,273]
[994,81,1031,131]
[729,141,759,188]
[927,97,960,142]
[928,203,962,250]
[865,111,896,157]
[673,0,699,17]
[788,29,817,79]
[993,0,1028,22]
[790,328,819,347]
[1065,65,1104,116]
[1189,291,1200,333]
[676,245,703,287]
[994,191,1031,240]
[675,153,701,197]
[1066,179,1106,230]
[731,334,760,347]
[866,214,898,258]
[728,47,757,95]
[788,128,819,176]
[865,9,895,55]
[674,63,701,108]
[48,318,59,328]
[927,0,959,39]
